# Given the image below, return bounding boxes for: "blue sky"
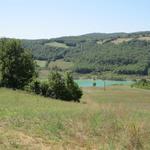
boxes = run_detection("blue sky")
[0,0,150,39]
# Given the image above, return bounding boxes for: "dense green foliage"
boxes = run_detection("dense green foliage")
[0,39,82,102]
[26,71,82,102]
[0,39,36,89]
[21,32,150,76]
[132,79,150,89]
[65,72,83,101]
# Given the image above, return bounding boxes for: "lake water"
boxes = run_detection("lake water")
[75,79,133,87]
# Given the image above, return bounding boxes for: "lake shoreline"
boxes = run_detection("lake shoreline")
[75,79,133,87]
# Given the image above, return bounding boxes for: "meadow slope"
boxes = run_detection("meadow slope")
[0,86,150,149]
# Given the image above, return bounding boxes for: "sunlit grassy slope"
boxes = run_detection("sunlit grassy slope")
[38,59,74,79]
[48,59,73,70]
[35,60,47,68]
[0,86,150,149]
[45,42,69,48]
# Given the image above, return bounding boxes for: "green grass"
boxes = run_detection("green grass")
[0,86,150,149]
[48,59,73,70]
[35,60,47,68]
[38,69,49,79]
[45,42,69,48]
[37,60,74,79]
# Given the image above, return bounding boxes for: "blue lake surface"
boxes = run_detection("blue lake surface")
[75,79,133,87]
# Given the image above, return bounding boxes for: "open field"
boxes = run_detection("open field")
[45,42,69,48]
[111,38,133,44]
[0,86,150,149]
[38,69,50,79]
[36,60,47,68]
[48,59,74,70]
[37,59,74,79]
[138,36,150,41]
[97,36,150,45]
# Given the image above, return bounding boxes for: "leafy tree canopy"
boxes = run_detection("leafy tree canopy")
[0,39,36,89]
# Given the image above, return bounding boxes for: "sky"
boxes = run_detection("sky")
[0,0,150,39]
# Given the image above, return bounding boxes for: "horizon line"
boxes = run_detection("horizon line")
[0,30,150,40]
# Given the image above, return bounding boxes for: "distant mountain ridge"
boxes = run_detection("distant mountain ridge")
[2,31,150,76]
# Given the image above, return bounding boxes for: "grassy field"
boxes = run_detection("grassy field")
[36,60,47,68]
[45,42,69,48]
[0,86,150,149]
[48,59,73,70]
[111,38,133,44]
[97,36,150,45]
[138,36,150,41]
[37,59,74,79]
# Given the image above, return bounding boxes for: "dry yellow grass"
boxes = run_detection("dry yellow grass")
[111,38,133,44]
[138,36,150,41]
[96,36,150,45]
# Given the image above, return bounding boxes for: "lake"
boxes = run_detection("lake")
[75,79,133,87]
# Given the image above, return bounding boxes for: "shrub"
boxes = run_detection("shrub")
[65,72,82,102]
[132,79,150,89]
[27,80,41,94]
[26,71,82,102]
[40,81,49,96]
[48,71,68,100]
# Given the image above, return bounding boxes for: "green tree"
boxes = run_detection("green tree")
[25,71,83,102]
[0,39,36,89]
[48,71,67,100]
[65,72,82,102]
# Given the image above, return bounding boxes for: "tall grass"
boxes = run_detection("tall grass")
[0,86,150,149]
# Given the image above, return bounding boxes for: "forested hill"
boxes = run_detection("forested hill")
[21,31,150,75]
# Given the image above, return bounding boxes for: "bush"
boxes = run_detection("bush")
[132,79,150,89]
[26,71,82,102]
[27,80,41,94]
[48,71,68,100]
[65,72,82,102]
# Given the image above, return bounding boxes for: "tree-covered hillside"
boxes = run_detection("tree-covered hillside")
[20,32,150,76]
